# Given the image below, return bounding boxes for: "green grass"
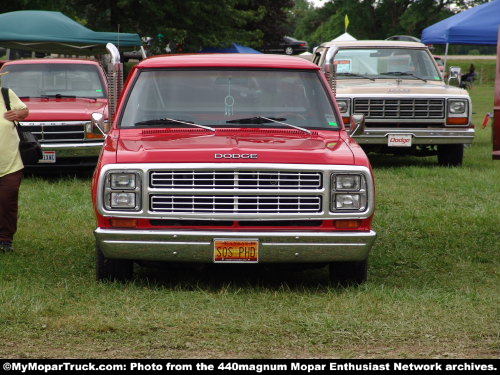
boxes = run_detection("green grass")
[447,59,497,85]
[0,86,499,359]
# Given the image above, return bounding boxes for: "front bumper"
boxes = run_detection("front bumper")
[27,142,103,166]
[355,127,475,145]
[95,228,377,263]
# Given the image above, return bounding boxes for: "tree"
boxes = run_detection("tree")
[291,0,487,49]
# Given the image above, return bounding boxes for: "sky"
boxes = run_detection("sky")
[310,0,326,7]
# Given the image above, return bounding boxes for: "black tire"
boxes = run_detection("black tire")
[437,144,464,167]
[284,46,294,55]
[96,244,133,281]
[328,260,368,286]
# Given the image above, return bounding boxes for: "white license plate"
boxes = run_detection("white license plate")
[39,151,56,163]
[387,134,412,147]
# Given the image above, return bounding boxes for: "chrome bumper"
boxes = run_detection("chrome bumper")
[27,142,104,166]
[355,127,475,145]
[95,228,377,263]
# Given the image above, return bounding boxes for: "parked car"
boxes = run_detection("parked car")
[0,59,108,166]
[261,36,308,55]
[433,55,445,75]
[312,40,474,166]
[89,53,376,284]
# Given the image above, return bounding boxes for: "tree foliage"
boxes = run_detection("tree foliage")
[1,0,295,52]
[290,0,489,49]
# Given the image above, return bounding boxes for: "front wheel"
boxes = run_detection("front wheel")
[328,260,368,286]
[437,144,464,167]
[96,244,133,281]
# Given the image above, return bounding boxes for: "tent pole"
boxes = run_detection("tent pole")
[444,43,449,72]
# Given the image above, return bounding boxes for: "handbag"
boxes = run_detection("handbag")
[1,87,43,165]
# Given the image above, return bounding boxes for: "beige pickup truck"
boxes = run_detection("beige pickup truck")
[313,40,474,166]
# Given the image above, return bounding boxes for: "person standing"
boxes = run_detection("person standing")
[0,74,29,252]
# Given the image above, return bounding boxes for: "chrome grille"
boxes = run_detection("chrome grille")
[150,171,322,190]
[19,121,86,142]
[150,195,322,214]
[353,98,445,119]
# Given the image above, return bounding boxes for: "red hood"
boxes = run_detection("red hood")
[115,128,355,165]
[22,98,108,121]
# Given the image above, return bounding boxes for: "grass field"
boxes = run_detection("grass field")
[0,85,498,359]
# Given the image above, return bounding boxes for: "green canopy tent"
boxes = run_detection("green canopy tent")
[0,10,142,54]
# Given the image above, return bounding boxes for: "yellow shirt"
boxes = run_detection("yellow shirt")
[0,88,26,177]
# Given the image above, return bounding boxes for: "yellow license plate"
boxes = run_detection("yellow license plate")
[214,239,259,263]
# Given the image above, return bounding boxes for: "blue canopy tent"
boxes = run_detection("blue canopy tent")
[199,43,261,54]
[421,0,500,68]
[0,10,142,54]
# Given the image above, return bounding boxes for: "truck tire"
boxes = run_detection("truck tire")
[96,244,133,281]
[437,144,464,167]
[328,260,368,286]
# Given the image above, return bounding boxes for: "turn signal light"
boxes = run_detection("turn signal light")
[110,219,137,228]
[446,117,468,125]
[342,117,350,124]
[86,132,104,139]
[335,220,360,229]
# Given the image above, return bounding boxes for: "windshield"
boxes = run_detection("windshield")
[0,63,107,98]
[120,69,339,129]
[333,48,441,81]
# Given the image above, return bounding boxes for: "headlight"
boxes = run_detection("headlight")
[111,173,136,190]
[110,192,136,208]
[335,194,361,210]
[448,99,467,114]
[103,170,142,211]
[337,99,349,114]
[335,174,361,191]
[331,173,367,212]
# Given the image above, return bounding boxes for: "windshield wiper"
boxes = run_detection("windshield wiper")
[226,116,311,135]
[337,72,375,81]
[134,117,215,132]
[379,71,427,82]
[41,94,77,98]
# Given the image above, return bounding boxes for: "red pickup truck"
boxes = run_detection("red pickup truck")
[90,54,376,284]
[0,58,108,166]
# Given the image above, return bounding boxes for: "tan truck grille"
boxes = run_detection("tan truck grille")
[150,195,322,214]
[150,171,322,190]
[353,98,445,119]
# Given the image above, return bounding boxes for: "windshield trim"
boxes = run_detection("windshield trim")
[117,67,341,130]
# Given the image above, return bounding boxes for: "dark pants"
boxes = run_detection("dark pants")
[0,169,23,242]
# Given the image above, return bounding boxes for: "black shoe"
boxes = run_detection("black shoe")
[0,241,13,253]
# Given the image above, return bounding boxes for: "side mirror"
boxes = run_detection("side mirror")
[85,112,107,137]
[348,114,365,137]
[448,66,461,85]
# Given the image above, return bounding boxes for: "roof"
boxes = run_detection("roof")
[137,53,320,70]
[0,11,142,54]
[421,0,500,45]
[2,58,100,66]
[319,40,428,49]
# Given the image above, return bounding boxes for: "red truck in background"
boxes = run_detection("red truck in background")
[89,54,376,285]
[0,58,108,166]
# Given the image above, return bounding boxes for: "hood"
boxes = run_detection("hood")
[115,128,355,165]
[22,98,108,122]
[337,79,468,96]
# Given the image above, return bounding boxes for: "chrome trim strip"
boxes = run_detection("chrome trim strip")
[96,163,375,220]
